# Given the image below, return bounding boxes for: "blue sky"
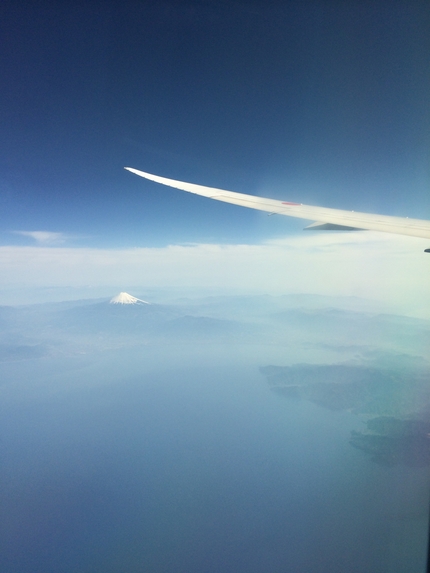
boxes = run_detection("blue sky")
[0,1,429,304]
[2,1,429,245]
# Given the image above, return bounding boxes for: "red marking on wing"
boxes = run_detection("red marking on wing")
[282,201,300,206]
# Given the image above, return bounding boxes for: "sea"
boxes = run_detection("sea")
[1,339,428,573]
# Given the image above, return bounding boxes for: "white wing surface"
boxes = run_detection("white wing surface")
[125,168,430,246]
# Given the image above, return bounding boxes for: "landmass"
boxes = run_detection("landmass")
[350,417,430,467]
[260,361,430,466]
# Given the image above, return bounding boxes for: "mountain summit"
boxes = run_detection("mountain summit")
[109,292,149,305]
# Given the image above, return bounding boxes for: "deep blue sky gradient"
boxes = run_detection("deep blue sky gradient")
[1,0,429,247]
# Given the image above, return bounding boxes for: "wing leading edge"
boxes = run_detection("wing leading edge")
[125,168,430,248]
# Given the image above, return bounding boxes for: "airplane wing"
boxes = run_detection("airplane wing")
[125,167,430,249]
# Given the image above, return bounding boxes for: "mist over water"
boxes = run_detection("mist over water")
[1,295,429,572]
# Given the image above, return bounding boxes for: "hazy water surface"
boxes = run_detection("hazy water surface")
[1,342,428,573]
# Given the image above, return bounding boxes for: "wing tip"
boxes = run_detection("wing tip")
[124,167,148,177]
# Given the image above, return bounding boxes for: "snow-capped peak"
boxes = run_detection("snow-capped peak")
[110,292,149,305]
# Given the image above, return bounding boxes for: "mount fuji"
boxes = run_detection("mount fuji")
[110,292,149,305]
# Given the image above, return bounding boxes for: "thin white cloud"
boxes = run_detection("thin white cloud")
[0,232,428,316]
[13,231,68,245]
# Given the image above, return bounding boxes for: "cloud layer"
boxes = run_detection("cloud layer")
[0,232,429,316]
